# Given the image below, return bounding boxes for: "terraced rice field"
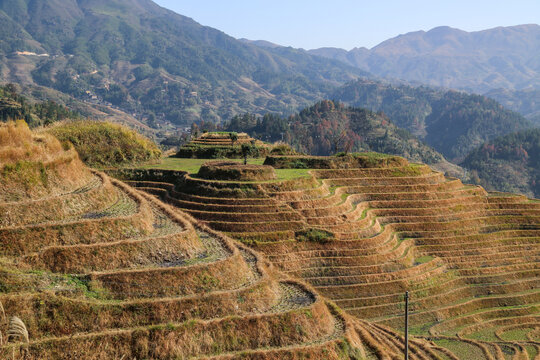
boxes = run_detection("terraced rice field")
[176,131,273,160]
[121,154,540,359]
[1,161,382,358]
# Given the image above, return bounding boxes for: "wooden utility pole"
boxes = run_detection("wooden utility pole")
[405,291,409,360]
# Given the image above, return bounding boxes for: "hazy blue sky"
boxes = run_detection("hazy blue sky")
[153,0,539,50]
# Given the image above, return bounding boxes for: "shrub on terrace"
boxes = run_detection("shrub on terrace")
[295,228,335,244]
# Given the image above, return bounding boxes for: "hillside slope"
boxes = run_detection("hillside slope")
[463,128,540,198]
[122,153,540,359]
[2,121,400,359]
[0,83,79,127]
[0,0,368,126]
[332,79,533,161]
[485,87,540,125]
[309,24,540,93]
[227,100,463,176]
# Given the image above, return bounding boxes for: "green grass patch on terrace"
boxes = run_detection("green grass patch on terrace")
[415,255,435,264]
[274,168,311,181]
[525,345,538,359]
[499,328,532,341]
[138,157,265,174]
[433,338,486,360]
[205,131,234,135]
[390,164,425,177]
[295,228,335,244]
[487,191,522,197]
[336,151,394,159]
[1,160,49,189]
[468,328,498,342]
[137,156,311,181]
[409,321,436,336]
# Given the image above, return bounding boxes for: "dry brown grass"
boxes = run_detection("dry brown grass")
[7,317,28,345]
[0,120,64,165]
[0,302,4,346]
[0,302,5,326]
[0,171,115,227]
[12,122,540,357]
[0,121,91,202]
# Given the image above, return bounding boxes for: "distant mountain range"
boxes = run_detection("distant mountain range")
[246,25,540,126]
[2,1,539,128]
[308,25,540,94]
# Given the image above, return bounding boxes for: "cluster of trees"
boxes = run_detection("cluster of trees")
[0,84,79,127]
[226,113,289,143]
[226,100,444,164]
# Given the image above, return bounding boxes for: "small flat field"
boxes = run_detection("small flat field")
[138,157,311,181]
[139,157,265,174]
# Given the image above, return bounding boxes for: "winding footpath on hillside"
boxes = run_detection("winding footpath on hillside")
[119,154,540,359]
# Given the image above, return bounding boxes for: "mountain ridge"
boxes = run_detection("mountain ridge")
[0,0,370,125]
[308,24,540,93]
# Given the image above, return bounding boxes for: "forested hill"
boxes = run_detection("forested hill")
[0,84,78,127]
[331,79,532,161]
[485,87,540,125]
[462,129,540,198]
[226,100,447,166]
[0,0,368,126]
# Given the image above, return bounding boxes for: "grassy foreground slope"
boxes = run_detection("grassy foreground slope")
[1,121,425,359]
[122,152,540,359]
